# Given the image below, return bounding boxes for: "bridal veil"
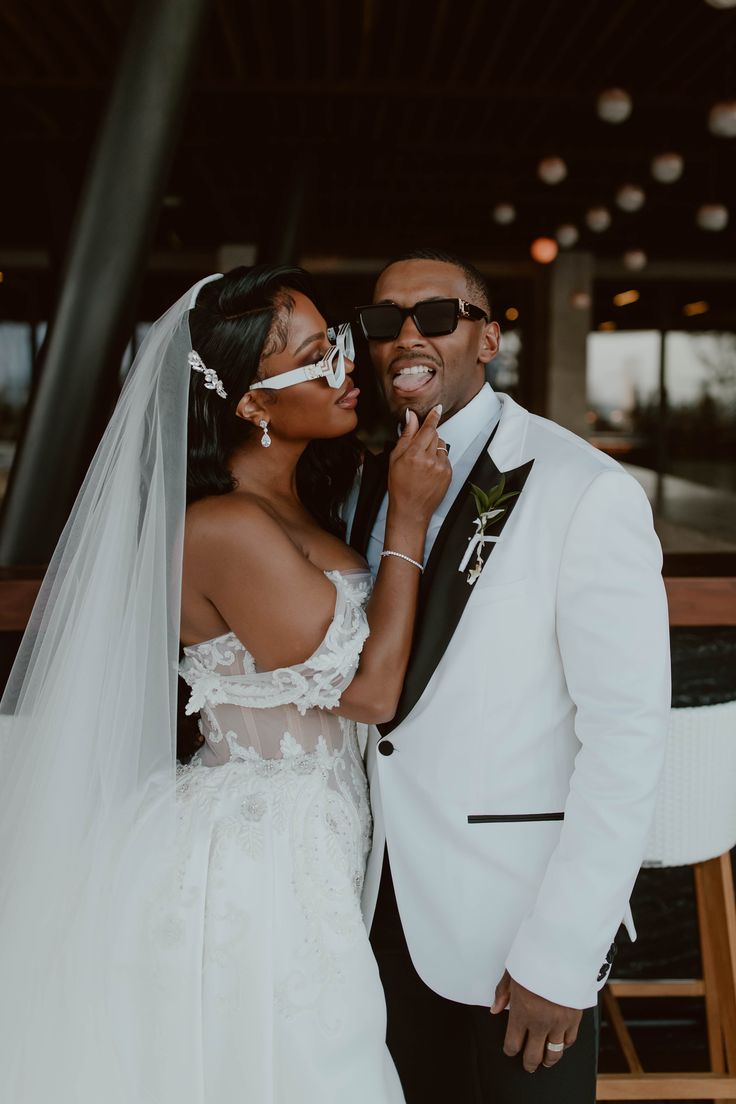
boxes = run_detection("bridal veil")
[0,275,222,1099]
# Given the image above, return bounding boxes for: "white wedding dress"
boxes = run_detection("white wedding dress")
[109,568,404,1104]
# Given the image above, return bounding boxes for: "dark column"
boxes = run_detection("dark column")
[0,0,211,565]
[655,284,670,510]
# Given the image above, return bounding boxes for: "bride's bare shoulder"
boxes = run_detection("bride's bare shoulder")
[187,490,274,527]
[184,493,302,576]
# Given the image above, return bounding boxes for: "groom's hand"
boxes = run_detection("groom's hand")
[490,970,582,1073]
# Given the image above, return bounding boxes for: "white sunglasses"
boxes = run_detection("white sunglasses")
[250,323,355,392]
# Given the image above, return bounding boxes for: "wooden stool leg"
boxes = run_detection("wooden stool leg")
[697,853,736,1104]
[602,985,644,1073]
[695,860,726,1073]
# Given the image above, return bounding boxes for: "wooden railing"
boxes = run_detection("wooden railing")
[662,553,736,627]
[3,554,735,631]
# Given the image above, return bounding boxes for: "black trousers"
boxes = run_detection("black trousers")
[369,855,599,1104]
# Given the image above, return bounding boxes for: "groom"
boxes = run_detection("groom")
[346,250,671,1102]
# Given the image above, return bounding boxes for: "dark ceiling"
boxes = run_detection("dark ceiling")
[3,0,736,266]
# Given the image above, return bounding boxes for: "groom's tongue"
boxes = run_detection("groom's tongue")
[392,367,435,394]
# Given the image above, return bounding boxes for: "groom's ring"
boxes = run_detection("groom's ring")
[436,444,449,454]
[545,1041,565,1053]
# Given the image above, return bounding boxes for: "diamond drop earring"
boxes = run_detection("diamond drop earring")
[259,419,272,448]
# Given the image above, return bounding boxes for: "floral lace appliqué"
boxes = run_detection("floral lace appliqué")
[168,570,374,1034]
[180,570,371,718]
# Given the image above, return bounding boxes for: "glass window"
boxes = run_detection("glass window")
[0,322,35,497]
[587,328,736,492]
[665,332,736,493]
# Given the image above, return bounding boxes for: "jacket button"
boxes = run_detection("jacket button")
[379,740,395,756]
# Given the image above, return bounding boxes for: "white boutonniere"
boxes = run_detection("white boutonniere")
[459,477,520,586]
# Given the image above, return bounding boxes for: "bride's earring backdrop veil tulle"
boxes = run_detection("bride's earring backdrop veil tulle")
[0,274,222,1099]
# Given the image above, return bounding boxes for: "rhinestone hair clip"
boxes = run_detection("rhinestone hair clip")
[187,350,228,399]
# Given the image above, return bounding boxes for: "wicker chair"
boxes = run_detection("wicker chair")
[597,698,736,1102]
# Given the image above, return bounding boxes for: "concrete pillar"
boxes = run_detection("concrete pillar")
[545,251,594,437]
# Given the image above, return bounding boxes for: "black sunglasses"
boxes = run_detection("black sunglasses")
[355,297,490,341]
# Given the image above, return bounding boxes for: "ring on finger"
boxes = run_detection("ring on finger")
[545,1041,565,1054]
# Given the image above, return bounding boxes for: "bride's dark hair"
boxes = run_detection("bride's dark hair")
[187,264,361,536]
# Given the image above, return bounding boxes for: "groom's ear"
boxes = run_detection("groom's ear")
[235,391,270,426]
[479,320,501,365]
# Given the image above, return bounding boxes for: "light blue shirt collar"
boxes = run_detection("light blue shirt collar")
[437,382,501,461]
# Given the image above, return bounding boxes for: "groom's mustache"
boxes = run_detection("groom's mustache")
[388,352,443,372]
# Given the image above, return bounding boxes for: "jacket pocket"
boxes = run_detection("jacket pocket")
[467,812,565,824]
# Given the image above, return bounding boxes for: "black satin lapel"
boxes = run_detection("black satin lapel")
[349,448,389,556]
[379,447,535,736]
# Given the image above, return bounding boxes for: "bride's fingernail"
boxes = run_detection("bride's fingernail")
[434,404,443,416]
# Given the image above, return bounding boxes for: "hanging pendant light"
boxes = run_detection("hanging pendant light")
[597,88,632,124]
[570,290,592,310]
[493,202,516,225]
[696,203,729,230]
[651,152,684,183]
[556,224,579,248]
[586,206,612,232]
[537,157,568,185]
[623,249,648,271]
[616,184,646,212]
[530,238,559,263]
[709,101,736,137]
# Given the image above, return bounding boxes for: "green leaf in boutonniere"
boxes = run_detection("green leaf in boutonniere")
[464,478,521,585]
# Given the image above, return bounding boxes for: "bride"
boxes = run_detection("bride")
[0,265,450,1102]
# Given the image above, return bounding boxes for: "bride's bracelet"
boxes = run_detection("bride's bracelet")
[380,550,424,574]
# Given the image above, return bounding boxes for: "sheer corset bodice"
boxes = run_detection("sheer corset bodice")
[179,570,372,768]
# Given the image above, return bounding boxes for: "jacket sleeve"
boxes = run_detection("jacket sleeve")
[504,469,671,1008]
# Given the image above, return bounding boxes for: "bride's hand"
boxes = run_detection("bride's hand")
[387,405,452,525]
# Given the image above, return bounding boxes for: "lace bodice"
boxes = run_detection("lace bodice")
[108,568,400,1099]
[180,569,372,767]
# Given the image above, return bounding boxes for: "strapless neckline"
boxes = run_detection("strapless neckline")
[182,567,372,655]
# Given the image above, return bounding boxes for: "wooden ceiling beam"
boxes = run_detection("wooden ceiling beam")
[560,0,640,91]
[446,0,489,85]
[500,0,567,95]
[647,8,736,95]
[472,0,524,91]
[323,0,338,77]
[62,0,114,72]
[0,9,58,75]
[355,0,376,81]
[0,76,729,109]
[38,2,98,80]
[568,0,666,92]
[246,0,271,81]
[12,95,65,140]
[289,0,307,82]
[5,115,734,182]
[215,0,246,82]
[508,0,603,153]
[421,0,451,81]
[386,1,411,79]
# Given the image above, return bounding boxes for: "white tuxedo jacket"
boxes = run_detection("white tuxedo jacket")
[347,393,670,1010]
